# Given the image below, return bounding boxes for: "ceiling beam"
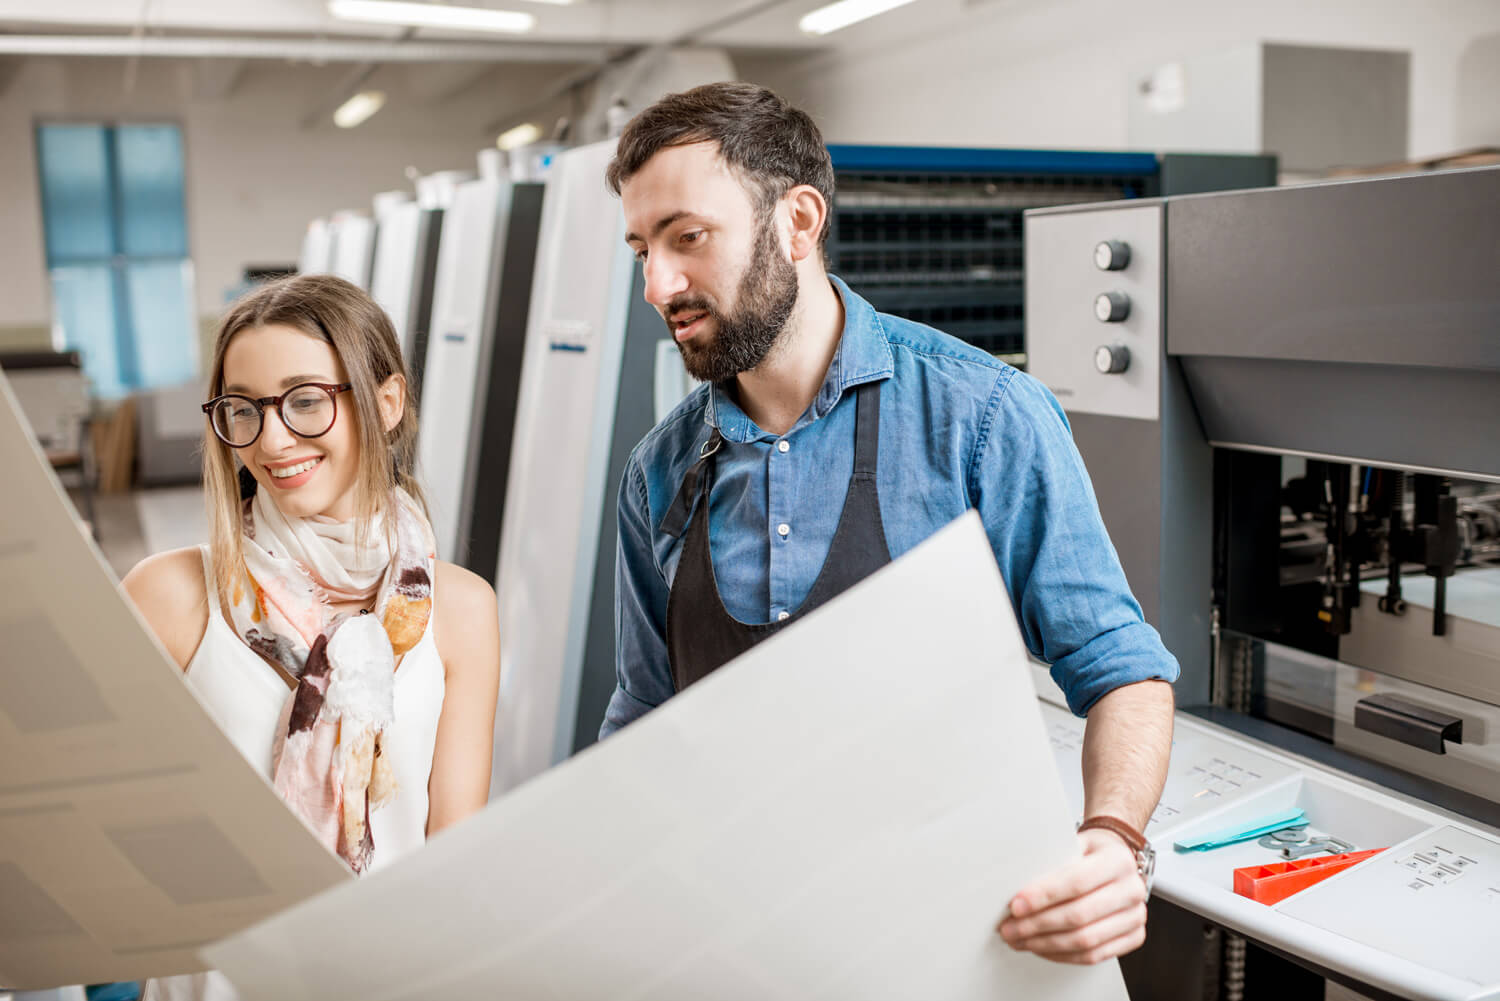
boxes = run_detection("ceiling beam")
[0,34,614,64]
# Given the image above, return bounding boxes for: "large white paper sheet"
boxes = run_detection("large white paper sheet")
[0,374,350,989]
[208,511,1127,1000]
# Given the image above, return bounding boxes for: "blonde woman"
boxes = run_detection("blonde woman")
[123,275,500,1001]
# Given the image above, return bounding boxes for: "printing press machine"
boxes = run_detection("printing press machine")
[1025,166,1500,1000]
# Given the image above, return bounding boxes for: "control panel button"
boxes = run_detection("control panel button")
[1094,240,1131,271]
[1094,291,1131,322]
[1094,344,1130,375]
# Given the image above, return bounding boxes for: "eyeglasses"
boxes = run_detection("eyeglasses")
[202,382,352,448]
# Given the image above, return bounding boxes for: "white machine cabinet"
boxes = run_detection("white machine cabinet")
[415,176,513,564]
[327,211,375,290]
[490,139,636,796]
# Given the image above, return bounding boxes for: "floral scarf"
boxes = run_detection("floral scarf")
[226,487,435,873]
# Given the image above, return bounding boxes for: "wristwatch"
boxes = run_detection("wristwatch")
[1078,815,1156,897]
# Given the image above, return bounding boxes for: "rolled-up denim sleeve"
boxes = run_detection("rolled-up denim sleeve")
[600,455,676,738]
[970,369,1179,716]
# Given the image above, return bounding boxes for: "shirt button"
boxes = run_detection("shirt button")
[777,440,790,453]
[777,523,790,537]
[777,611,790,622]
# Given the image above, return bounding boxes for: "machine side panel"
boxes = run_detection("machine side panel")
[416,178,509,563]
[1158,356,1214,705]
[369,202,421,357]
[1069,412,1164,628]
[452,189,517,569]
[1181,356,1500,480]
[1167,168,1500,370]
[328,214,375,290]
[459,183,544,582]
[490,140,631,797]
[405,208,442,400]
[298,217,332,274]
[574,268,666,752]
[1156,153,1278,196]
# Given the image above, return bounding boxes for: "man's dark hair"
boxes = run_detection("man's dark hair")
[605,82,836,247]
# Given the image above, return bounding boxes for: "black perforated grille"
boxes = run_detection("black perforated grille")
[829,172,1148,360]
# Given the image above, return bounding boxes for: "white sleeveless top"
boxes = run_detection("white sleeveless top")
[142,546,446,1001]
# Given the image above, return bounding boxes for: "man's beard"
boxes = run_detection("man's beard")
[667,216,799,384]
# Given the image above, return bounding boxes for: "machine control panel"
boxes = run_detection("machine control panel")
[1041,702,1294,834]
[1038,690,1500,996]
[1094,239,1131,271]
[1026,204,1162,421]
[1147,730,1293,833]
[1044,697,1500,997]
[1394,844,1477,890]
[1279,826,1500,987]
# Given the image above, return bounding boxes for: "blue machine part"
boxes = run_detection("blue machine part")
[828,144,1160,178]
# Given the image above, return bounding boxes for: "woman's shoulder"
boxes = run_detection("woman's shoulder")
[121,546,211,670]
[431,561,499,675]
[433,560,495,612]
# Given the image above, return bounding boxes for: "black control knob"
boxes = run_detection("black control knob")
[1094,344,1130,374]
[1094,291,1131,323]
[1094,240,1131,271]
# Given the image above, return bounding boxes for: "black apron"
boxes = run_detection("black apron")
[660,382,892,692]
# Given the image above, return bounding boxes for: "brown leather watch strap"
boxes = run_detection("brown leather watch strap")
[1077,815,1148,853]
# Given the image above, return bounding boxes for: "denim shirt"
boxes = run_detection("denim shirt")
[601,275,1178,737]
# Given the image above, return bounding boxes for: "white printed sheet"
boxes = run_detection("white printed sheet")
[208,511,1127,1001]
[0,373,349,989]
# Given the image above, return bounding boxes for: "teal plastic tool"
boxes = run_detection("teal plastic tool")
[1172,807,1307,852]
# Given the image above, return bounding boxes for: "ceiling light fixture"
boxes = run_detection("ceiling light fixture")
[333,90,387,127]
[328,0,536,34]
[798,0,921,35]
[496,122,543,150]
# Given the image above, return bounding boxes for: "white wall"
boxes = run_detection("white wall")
[744,0,1500,158]
[0,56,577,339]
[7,3,1498,342]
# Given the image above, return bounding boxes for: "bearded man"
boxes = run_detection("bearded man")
[600,82,1176,967]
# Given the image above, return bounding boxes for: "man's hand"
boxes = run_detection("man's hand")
[995,828,1148,965]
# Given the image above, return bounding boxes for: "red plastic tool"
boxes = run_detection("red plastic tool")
[1233,848,1387,905]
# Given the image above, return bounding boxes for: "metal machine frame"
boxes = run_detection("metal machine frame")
[1026,166,1500,1000]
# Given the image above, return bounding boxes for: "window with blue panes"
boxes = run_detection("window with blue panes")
[36,123,198,399]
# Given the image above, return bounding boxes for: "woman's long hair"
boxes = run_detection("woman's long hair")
[201,274,426,609]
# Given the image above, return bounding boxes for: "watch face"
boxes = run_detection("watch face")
[1139,846,1157,894]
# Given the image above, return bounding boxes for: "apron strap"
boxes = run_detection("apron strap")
[852,382,880,478]
[659,428,725,539]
